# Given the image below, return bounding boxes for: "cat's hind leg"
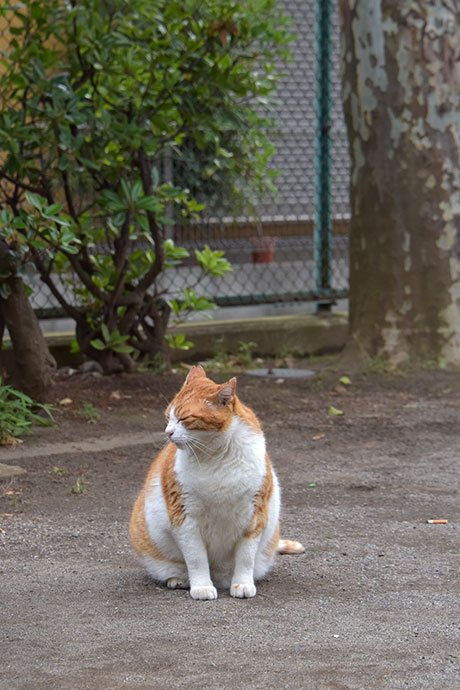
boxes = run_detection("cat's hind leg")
[141,554,188,587]
[253,521,280,582]
[252,527,304,586]
[166,575,189,589]
[129,488,188,587]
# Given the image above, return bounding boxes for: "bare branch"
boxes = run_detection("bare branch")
[65,252,107,304]
[33,254,85,326]
[136,147,165,291]
[0,170,48,197]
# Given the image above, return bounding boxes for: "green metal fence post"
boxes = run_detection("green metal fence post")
[314,0,333,311]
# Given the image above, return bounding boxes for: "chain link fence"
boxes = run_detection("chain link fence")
[159,0,350,309]
[0,0,350,318]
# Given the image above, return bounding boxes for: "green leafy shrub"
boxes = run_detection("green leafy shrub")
[0,379,54,445]
[0,0,291,373]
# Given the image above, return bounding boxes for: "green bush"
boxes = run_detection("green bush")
[0,379,54,445]
[0,0,292,372]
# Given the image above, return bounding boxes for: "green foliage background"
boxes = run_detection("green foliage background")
[0,0,292,371]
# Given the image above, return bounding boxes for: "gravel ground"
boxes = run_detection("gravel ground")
[1,367,460,690]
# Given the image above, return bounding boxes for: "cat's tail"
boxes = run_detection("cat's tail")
[277,539,305,554]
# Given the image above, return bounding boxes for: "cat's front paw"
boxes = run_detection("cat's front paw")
[190,585,218,600]
[230,583,257,598]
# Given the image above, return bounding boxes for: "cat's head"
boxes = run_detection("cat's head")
[164,366,236,448]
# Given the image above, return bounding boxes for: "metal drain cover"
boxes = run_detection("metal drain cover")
[246,368,315,379]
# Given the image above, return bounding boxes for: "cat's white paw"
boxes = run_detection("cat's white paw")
[166,577,189,590]
[190,585,218,600]
[230,583,257,598]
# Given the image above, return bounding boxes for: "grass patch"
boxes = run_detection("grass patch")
[74,402,100,422]
[70,476,87,495]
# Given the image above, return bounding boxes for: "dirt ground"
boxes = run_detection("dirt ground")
[1,362,460,690]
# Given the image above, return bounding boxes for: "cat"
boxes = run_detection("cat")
[129,365,304,600]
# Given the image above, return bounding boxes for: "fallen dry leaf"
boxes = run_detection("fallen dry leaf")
[0,436,23,446]
[312,433,325,441]
[59,397,73,406]
[328,405,344,417]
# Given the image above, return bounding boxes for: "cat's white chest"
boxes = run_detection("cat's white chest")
[175,417,266,542]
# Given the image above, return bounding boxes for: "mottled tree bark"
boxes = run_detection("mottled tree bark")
[0,241,56,401]
[340,0,460,366]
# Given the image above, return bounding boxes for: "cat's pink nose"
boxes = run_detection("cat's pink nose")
[165,425,174,439]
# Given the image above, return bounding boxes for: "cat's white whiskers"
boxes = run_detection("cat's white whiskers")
[158,391,170,406]
[184,440,202,468]
[187,439,214,457]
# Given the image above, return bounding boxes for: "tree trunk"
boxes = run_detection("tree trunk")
[340,0,460,367]
[0,242,56,401]
[0,276,57,401]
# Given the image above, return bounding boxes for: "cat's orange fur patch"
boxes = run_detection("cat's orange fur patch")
[129,488,182,564]
[143,443,186,528]
[167,367,262,435]
[234,396,263,434]
[168,379,232,431]
[161,447,186,528]
[244,454,274,539]
[129,443,186,561]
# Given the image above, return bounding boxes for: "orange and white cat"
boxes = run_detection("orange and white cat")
[129,365,304,600]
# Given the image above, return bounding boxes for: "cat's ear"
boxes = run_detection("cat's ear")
[185,365,206,384]
[216,377,236,406]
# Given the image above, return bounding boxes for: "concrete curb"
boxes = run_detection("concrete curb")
[39,312,348,364]
[169,312,348,360]
[0,432,166,463]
